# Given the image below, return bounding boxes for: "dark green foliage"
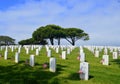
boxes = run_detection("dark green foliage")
[64,28,89,45]
[32,26,46,42]
[32,24,89,45]
[18,38,48,45]
[44,24,66,45]
[0,36,15,45]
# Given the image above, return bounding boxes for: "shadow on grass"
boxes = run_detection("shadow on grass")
[67,73,94,80]
[19,60,26,64]
[0,63,66,84]
[111,59,120,67]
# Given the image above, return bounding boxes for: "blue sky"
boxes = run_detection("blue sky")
[0,0,120,46]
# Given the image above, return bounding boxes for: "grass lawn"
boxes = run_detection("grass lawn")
[0,45,120,84]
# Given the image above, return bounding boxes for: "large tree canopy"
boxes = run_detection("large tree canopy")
[18,38,47,45]
[32,26,46,42]
[54,28,66,45]
[44,24,65,45]
[32,24,65,45]
[64,28,89,45]
[32,24,89,45]
[0,36,15,45]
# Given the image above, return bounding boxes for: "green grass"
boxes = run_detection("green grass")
[0,46,120,84]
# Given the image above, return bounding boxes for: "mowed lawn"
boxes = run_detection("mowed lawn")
[0,46,120,84]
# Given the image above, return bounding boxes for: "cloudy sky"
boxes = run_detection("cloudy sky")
[0,0,120,46]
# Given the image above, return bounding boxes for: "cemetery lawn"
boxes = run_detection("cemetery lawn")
[0,46,120,84]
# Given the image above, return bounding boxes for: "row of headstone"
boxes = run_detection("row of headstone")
[4,50,20,63]
[45,45,76,60]
[1,45,42,56]
[84,46,110,66]
[84,46,120,59]
[29,55,57,72]
[3,48,56,72]
[79,46,89,80]
[1,45,75,54]
[46,45,76,55]
[4,51,35,67]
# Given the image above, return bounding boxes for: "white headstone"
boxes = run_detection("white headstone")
[62,51,66,59]
[79,62,89,80]
[11,46,14,52]
[30,55,35,67]
[5,47,8,52]
[4,51,8,60]
[110,48,113,52]
[26,48,29,54]
[95,50,99,57]
[91,48,94,53]
[80,49,83,54]
[49,58,56,72]
[18,47,21,53]
[102,55,109,65]
[113,52,118,59]
[80,52,85,62]
[67,48,70,54]
[46,46,49,52]
[104,48,108,55]
[56,47,59,53]
[15,52,19,63]
[36,49,39,55]
[118,50,120,56]
[61,46,64,51]
[31,45,34,51]
[47,50,51,57]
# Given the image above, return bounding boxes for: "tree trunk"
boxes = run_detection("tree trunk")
[72,38,75,45]
[58,38,60,45]
[50,38,54,45]
[72,41,75,45]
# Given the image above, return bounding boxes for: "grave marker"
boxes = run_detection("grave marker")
[56,47,59,53]
[113,52,118,59]
[47,50,51,57]
[26,48,29,54]
[79,62,89,80]
[102,55,109,65]
[104,48,108,55]
[4,51,8,60]
[62,51,66,59]
[95,50,99,57]
[30,55,35,67]
[67,48,70,54]
[36,49,39,55]
[49,58,56,72]
[80,52,85,62]
[15,52,19,63]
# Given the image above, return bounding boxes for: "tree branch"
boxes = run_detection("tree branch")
[65,37,72,44]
